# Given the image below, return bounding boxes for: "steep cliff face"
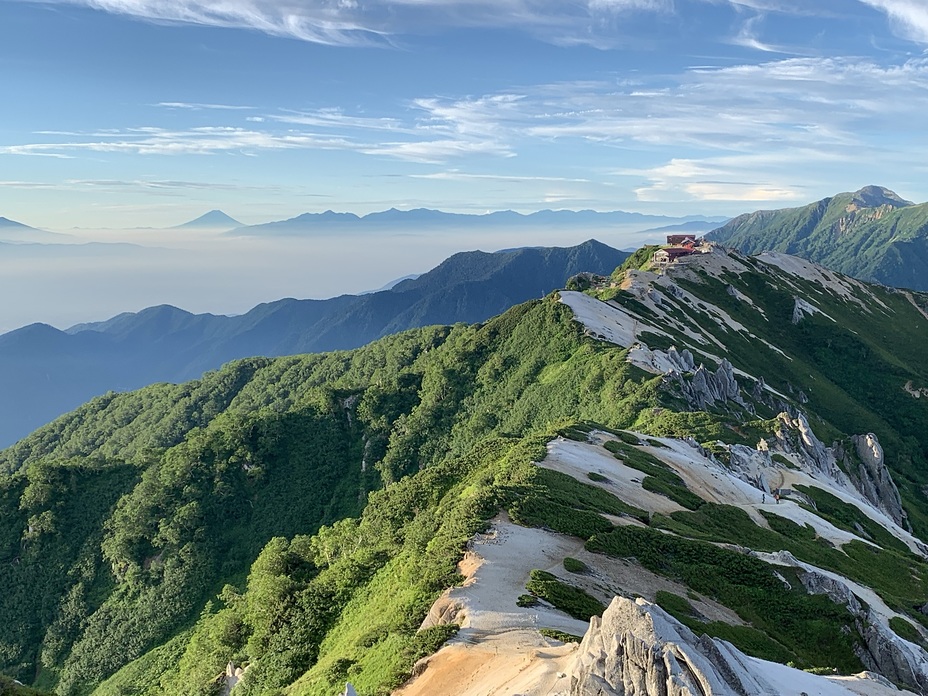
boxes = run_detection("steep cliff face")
[847,433,909,530]
[567,597,908,696]
[771,416,911,532]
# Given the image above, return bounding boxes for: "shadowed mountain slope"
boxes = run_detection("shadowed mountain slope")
[0,240,628,447]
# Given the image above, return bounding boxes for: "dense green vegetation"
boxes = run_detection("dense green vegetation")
[794,484,909,553]
[889,617,925,647]
[603,439,704,510]
[587,526,862,671]
[629,244,928,537]
[650,503,928,620]
[0,675,48,696]
[563,557,589,574]
[4,239,928,695]
[538,628,582,644]
[0,240,630,449]
[706,186,928,291]
[524,570,606,621]
[0,296,664,695]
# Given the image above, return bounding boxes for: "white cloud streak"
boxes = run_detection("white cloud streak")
[411,172,591,183]
[858,0,928,43]
[0,127,357,157]
[157,102,256,110]
[5,56,928,203]
[20,0,675,47]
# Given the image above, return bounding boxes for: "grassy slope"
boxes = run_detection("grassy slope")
[0,298,660,695]
[708,194,928,290]
[3,252,928,695]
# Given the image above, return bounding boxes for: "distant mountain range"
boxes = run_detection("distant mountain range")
[227,208,728,236]
[173,210,242,229]
[0,217,31,229]
[0,217,66,243]
[707,185,928,291]
[1,208,729,237]
[0,239,628,447]
[639,220,722,235]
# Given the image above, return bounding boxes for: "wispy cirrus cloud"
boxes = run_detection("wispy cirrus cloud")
[411,171,591,183]
[157,102,256,111]
[0,180,61,189]
[19,0,677,47]
[857,0,928,43]
[5,56,928,203]
[0,126,357,157]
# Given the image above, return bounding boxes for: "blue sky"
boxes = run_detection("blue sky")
[3,0,928,228]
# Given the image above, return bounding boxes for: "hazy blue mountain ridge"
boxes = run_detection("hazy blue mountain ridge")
[0,240,628,447]
[227,207,728,236]
[172,210,243,229]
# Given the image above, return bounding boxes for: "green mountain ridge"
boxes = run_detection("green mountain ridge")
[706,185,928,291]
[0,239,627,448]
[2,244,928,695]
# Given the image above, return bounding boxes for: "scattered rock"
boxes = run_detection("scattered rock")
[792,296,829,324]
[219,661,248,696]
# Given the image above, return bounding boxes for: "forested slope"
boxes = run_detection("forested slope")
[0,240,627,448]
[707,185,928,291]
[3,245,928,695]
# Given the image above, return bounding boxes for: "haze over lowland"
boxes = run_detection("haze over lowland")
[0,208,720,332]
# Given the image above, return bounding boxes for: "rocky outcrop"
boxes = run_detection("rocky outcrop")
[665,346,696,373]
[841,433,909,530]
[667,358,747,411]
[794,562,928,694]
[566,596,901,696]
[568,597,778,695]
[219,662,248,696]
[774,412,846,481]
[791,297,827,324]
[728,444,774,494]
[771,415,914,533]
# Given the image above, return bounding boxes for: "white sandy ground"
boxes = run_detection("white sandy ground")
[396,427,927,696]
[645,434,928,555]
[540,437,684,515]
[560,287,787,383]
[777,464,928,557]
[555,423,924,560]
[561,275,924,549]
[557,290,665,347]
[755,252,890,312]
[398,512,910,696]
[398,512,746,696]
[746,656,914,696]
[576,432,873,549]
